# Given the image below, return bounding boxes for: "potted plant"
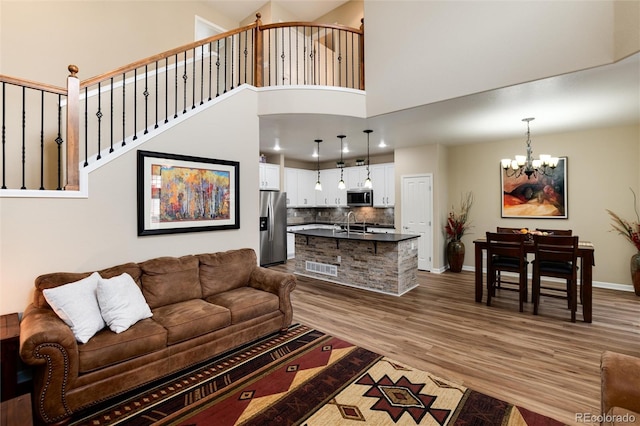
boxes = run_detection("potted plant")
[445,192,474,272]
[606,188,640,296]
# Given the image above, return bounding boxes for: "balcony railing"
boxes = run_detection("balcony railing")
[0,14,364,192]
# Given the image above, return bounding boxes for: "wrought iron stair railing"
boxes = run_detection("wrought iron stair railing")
[0,14,364,193]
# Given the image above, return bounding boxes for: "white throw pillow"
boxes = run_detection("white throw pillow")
[97,273,152,333]
[43,272,105,344]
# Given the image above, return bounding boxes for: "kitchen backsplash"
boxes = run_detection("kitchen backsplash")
[287,207,395,226]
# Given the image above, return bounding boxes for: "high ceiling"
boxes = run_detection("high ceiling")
[207,1,639,164]
[259,53,639,163]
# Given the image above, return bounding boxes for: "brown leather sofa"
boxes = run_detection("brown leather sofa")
[19,248,296,425]
[601,351,640,426]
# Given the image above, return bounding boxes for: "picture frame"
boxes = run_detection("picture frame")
[501,157,567,219]
[137,150,240,236]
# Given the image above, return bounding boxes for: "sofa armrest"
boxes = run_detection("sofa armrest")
[20,303,79,423]
[601,351,640,417]
[249,267,297,328]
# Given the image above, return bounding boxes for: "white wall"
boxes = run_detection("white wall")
[364,1,618,117]
[0,89,260,315]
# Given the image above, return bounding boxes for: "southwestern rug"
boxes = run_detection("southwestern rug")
[70,324,565,426]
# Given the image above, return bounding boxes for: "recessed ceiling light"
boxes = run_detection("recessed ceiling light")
[378,139,387,148]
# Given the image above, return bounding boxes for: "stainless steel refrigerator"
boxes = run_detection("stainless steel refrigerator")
[259,190,287,266]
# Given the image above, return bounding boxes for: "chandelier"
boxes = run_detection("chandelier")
[314,139,322,191]
[337,135,346,189]
[501,118,559,180]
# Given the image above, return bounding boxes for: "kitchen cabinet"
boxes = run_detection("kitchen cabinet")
[259,163,280,190]
[284,168,317,207]
[370,163,395,207]
[346,166,369,189]
[316,169,347,207]
[284,168,298,206]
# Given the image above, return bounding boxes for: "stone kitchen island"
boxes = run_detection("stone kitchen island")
[291,229,419,296]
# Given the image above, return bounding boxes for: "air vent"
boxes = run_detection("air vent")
[305,261,337,277]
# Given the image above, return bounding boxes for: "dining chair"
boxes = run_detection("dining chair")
[486,232,528,312]
[531,234,580,322]
[495,227,530,299]
[534,229,583,305]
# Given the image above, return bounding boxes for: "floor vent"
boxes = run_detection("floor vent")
[305,261,338,277]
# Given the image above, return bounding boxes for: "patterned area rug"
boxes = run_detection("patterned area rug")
[71,324,565,425]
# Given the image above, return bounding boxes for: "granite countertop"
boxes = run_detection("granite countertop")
[289,228,418,242]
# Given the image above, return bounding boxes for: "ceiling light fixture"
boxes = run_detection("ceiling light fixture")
[363,129,373,189]
[337,135,346,190]
[314,139,323,191]
[501,117,559,180]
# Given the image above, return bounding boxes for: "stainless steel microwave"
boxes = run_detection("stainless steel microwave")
[346,189,373,206]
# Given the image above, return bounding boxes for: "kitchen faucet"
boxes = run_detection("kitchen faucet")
[346,211,356,235]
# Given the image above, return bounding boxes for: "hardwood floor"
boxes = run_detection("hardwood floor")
[272,262,640,426]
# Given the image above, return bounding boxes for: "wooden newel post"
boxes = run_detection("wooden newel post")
[65,65,80,191]
[359,18,365,91]
[254,13,264,88]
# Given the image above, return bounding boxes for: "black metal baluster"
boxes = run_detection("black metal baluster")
[237,33,241,88]
[281,27,285,85]
[20,87,25,189]
[331,29,335,86]
[165,57,169,123]
[216,40,220,97]
[96,82,102,159]
[39,91,44,189]
[143,65,149,134]
[122,72,127,146]
[183,51,188,114]
[303,28,307,85]
[191,48,196,109]
[230,34,235,90]
[84,87,88,166]
[324,28,328,85]
[1,82,6,189]
[200,44,204,105]
[155,61,159,128]
[288,27,292,85]
[174,54,178,118]
[243,31,248,85]
[351,32,355,88]
[56,94,63,190]
[296,27,299,85]
[268,30,271,86]
[110,77,114,152]
[338,30,342,87]
[133,69,138,140]
[224,37,228,93]
[208,42,213,101]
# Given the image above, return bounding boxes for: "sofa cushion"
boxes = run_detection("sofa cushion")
[205,287,280,324]
[42,272,106,344]
[140,255,201,309]
[198,249,256,297]
[97,273,153,333]
[78,318,167,373]
[151,299,231,345]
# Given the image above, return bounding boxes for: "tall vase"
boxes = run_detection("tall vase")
[631,252,640,296]
[447,240,465,273]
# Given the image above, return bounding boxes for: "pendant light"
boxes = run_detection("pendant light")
[314,139,322,191]
[337,135,346,189]
[363,129,373,188]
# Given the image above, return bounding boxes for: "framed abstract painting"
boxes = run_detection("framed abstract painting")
[137,150,240,235]
[501,157,567,219]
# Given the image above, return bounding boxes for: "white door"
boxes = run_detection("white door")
[401,174,433,271]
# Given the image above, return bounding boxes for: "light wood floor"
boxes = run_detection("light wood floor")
[272,262,640,426]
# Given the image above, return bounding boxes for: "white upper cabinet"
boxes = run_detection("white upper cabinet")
[370,163,395,207]
[346,166,369,189]
[284,168,317,207]
[316,169,347,207]
[259,163,280,190]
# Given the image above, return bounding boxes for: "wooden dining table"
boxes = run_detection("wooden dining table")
[473,237,595,323]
